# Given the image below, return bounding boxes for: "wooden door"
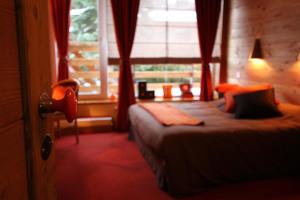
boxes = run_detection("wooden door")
[0,1,28,199]
[15,0,57,199]
[0,0,56,199]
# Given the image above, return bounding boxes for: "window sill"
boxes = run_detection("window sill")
[78,99,117,105]
[78,96,200,105]
[137,97,199,102]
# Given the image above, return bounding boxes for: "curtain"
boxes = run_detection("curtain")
[51,0,71,81]
[195,0,222,101]
[111,0,140,131]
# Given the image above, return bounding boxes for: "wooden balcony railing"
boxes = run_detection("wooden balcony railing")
[69,41,219,95]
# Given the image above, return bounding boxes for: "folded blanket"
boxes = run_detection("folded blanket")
[138,103,204,126]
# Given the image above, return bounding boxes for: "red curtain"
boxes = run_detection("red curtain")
[111,0,140,131]
[195,0,221,101]
[51,0,71,81]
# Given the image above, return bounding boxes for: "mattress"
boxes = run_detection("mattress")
[129,100,300,195]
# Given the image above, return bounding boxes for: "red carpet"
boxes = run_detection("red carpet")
[55,133,300,200]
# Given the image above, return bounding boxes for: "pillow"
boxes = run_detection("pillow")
[234,88,282,119]
[224,84,273,113]
[215,83,240,94]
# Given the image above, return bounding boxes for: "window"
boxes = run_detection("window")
[69,0,223,99]
[69,0,100,96]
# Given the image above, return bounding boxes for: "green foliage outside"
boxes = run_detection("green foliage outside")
[70,0,98,42]
[70,0,98,72]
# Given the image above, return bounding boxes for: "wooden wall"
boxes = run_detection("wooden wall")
[228,0,300,104]
[0,0,28,199]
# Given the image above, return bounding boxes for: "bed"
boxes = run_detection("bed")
[128,100,300,195]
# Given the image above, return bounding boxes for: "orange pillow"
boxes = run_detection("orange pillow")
[215,83,240,94]
[224,84,273,113]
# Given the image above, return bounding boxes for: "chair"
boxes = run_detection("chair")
[51,79,80,144]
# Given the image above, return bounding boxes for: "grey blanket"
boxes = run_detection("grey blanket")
[129,100,300,195]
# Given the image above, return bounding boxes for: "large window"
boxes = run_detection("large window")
[69,0,223,98]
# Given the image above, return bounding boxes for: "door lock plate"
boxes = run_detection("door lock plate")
[41,134,53,160]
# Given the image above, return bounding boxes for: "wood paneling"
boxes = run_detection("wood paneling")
[0,0,23,127]
[228,0,300,104]
[0,122,28,200]
[0,1,28,199]
[220,0,231,83]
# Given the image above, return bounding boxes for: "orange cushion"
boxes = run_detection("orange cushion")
[224,84,273,113]
[215,83,240,94]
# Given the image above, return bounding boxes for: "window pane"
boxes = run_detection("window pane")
[106,0,223,98]
[131,0,201,58]
[107,0,223,59]
[108,65,119,97]
[107,4,118,59]
[69,0,100,95]
[134,64,201,97]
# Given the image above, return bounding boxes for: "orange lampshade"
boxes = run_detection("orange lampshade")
[179,83,193,98]
[179,83,192,93]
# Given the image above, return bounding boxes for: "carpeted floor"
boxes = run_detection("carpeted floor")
[55,133,300,200]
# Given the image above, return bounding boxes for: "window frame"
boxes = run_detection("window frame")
[73,0,225,101]
[108,57,221,65]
